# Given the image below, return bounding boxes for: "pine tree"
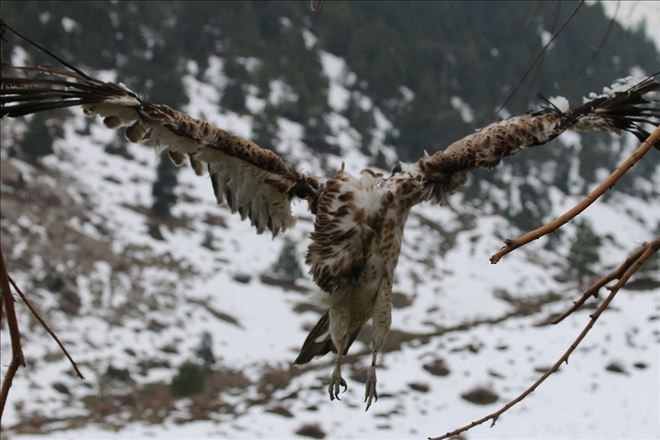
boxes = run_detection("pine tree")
[169,362,205,397]
[19,113,54,163]
[303,116,338,155]
[195,331,216,369]
[565,220,602,288]
[271,238,304,281]
[151,156,178,218]
[252,104,279,150]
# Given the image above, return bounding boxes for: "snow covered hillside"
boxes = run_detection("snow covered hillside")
[1,15,659,440]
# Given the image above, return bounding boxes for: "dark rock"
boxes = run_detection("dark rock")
[633,362,647,370]
[104,365,132,383]
[461,386,499,405]
[295,423,325,439]
[52,382,71,395]
[203,213,227,228]
[232,273,251,284]
[260,273,310,293]
[160,343,178,354]
[408,382,430,393]
[391,291,413,309]
[423,358,450,377]
[267,405,294,418]
[605,362,627,374]
[488,369,505,379]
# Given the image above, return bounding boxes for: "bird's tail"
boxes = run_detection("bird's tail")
[294,311,361,365]
[294,311,335,365]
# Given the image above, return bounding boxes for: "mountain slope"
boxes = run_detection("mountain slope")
[1,2,659,439]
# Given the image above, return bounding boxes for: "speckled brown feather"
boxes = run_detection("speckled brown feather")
[419,77,659,203]
[1,65,320,236]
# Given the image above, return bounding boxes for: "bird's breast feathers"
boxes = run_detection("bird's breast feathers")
[306,171,410,295]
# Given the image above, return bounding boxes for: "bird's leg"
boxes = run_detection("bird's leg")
[365,276,392,411]
[364,349,379,410]
[328,344,347,401]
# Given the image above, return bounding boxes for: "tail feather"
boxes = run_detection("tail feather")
[294,311,362,365]
[295,311,334,365]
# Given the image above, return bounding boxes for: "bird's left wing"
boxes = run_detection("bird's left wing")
[412,76,659,205]
[0,27,319,236]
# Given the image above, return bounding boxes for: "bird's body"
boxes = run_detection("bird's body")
[299,167,426,405]
[1,21,658,410]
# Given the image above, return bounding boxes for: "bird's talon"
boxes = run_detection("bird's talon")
[328,371,347,401]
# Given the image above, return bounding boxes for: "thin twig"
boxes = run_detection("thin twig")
[570,0,619,79]
[524,1,561,107]
[429,239,658,440]
[545,241,648,325]
[521,0,539,28]
[8,276,85,379]
[496,0,584,116]
[0,248,26,424]
[491,127,660,264]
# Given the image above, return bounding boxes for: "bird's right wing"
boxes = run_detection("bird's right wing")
[0,23,320,236]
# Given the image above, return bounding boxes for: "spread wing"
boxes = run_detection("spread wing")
[0,30,319,237]
[413,76,659,204]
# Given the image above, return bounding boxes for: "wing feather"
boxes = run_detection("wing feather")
[416,76,659,204]
[1,65,319,236]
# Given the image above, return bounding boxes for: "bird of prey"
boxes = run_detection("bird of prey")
[1,22,658,410]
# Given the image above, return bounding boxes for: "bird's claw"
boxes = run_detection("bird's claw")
[328,374,347,401]
[364,366,378,411]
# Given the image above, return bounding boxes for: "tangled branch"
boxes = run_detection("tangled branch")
[0,249,25,423]
[491,126,660,264]
[0,247,84,423]
[430,238,659,440]
[545,240,651,325]
[7,277,84,379]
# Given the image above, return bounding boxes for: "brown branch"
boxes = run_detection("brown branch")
[545,240,650,325]
[491,126,660,264]
[8,276,85,380]
[0,248,26,424]
[429,239,658,440]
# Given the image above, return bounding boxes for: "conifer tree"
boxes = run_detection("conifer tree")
[271,237,304,280]
[151,156,178,218]
[195,331,216,369]
[565,220,602,288]
[252,104,279,151]
[19,113,54,162]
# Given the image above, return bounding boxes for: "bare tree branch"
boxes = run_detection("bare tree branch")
[0,248,26,424]
[430,238,659,440]
[491,126,660,264]
[545,240,648,325]
[8,276,85,379]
